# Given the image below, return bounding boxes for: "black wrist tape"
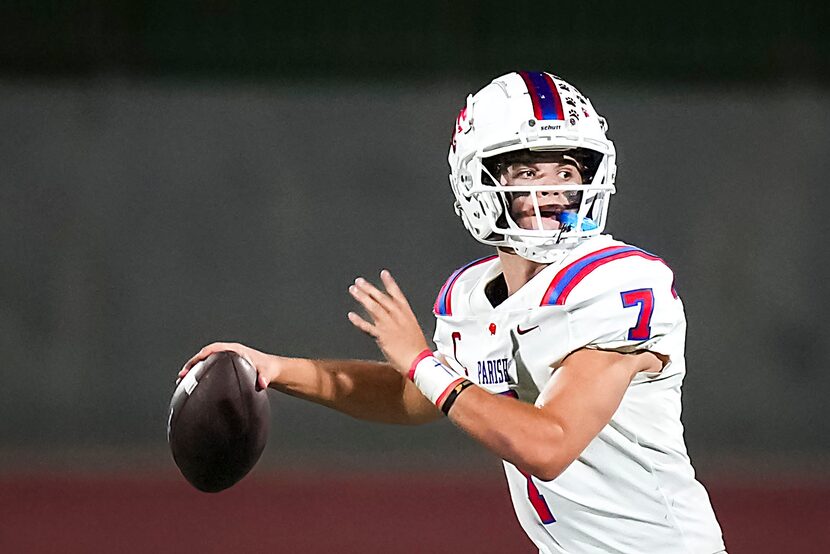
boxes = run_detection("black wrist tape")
[440,379,475,416]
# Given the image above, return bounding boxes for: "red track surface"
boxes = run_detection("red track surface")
[1,472,828,553]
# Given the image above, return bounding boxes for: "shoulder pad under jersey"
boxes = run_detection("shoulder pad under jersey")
[536,243,683,355]
[433,255,499,317]
[539,244,677,308]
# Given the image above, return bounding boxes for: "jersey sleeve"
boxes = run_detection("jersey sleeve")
[431,257,518,395]
[432,317,467,376]
[431,261,472,375]
[431,255,504,379]
[546,254,685,360]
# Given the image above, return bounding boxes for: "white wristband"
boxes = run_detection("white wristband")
[408,349,466,406]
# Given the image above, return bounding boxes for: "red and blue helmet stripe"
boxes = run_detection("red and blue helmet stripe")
[541,246,677,306]
[518,71,565,121]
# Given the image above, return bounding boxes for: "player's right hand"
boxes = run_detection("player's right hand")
[180,342,278,391]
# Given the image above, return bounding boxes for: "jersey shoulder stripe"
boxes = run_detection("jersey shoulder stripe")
[541,245,677,306]
[434,255,498,316]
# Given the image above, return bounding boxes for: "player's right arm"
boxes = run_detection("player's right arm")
[180,342,441,425]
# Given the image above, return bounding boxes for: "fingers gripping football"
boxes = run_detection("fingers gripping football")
[348,270,430,374]
[180,342,272,391]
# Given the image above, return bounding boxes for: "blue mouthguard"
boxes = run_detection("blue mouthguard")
[557,211,598,231]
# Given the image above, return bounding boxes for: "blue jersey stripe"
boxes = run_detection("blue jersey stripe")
[542,246,637,305]
[435,256,497,316]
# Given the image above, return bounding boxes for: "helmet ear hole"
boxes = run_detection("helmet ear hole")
[459,170,475,196]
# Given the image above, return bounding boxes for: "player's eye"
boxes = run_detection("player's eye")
[558,165,583,181]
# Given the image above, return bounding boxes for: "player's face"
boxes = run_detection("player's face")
[500,157,584,230]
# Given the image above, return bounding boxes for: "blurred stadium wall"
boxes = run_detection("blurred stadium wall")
[1,1,828,552]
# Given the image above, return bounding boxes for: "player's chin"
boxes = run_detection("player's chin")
[515,217,562,231]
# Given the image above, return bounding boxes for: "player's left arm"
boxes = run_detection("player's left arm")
[348,271,664,481]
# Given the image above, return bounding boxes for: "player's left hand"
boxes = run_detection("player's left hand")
[348,270,430,375]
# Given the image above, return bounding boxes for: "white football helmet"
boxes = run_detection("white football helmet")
[448,71,616,263]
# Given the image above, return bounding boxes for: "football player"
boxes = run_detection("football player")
[182,72,726,554]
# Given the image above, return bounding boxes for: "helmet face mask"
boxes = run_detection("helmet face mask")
[448,72,617,263]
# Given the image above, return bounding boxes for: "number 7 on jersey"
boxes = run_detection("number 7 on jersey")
[620,288,654,341]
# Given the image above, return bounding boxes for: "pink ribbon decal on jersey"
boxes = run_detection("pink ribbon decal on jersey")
[434,255,498,316]
[518,71,565,121]
[541,246,676,306]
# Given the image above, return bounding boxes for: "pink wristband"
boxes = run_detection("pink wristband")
[408,351,465,406]
[408,349,434,381]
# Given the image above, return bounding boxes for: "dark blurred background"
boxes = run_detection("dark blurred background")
[1,1,828,552]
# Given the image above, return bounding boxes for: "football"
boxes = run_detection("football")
[167,351,270,492]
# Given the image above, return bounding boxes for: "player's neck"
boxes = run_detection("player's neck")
[497,248,548,296]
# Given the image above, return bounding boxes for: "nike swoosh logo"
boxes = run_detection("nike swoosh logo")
[516,325,539,335]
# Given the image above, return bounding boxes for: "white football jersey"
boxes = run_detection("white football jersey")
[432,236,725,554]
